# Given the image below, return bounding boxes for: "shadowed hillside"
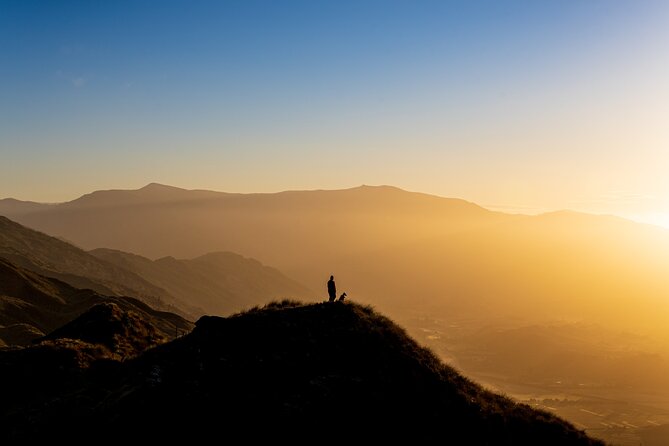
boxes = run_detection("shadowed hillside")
[0,257,192,346]
[0,215,193,316]
[0,215,312,319]
[0,301,176,426]
[0,300,606,445]
[90,248,313,316]
[42,302,168,357]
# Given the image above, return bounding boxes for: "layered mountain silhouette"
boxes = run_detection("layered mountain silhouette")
[0,299,605,445]
[90,248,312,316]
[0,197,48,215]
[3,183,668,335]
[0,257,192,346]
[0,215,312,319]
[0,215,190,315]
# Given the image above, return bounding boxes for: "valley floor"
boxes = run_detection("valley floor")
[476,374,669,446]
[400,312,669,446]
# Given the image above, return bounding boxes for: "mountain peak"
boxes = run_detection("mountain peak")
[138,182,185,192]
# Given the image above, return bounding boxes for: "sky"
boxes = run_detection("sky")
[1,0,668,227]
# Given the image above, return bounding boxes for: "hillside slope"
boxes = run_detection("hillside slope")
[0,215,193,316]
[0,300,605,445]
[90,248,313,316]
[0,257,193,346]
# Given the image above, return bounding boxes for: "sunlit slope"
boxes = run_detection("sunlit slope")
[4,184,669,334]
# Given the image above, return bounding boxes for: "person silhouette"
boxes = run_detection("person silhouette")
[327,275,337,302]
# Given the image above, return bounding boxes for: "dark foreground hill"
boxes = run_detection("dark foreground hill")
[0,257,193,346]
[0,300,605,445]
[0,301,176,431]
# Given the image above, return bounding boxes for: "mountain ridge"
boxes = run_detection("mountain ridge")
[3,184,668,232]
[1,183,492,213]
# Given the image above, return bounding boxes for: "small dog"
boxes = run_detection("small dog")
[337,292,347,302]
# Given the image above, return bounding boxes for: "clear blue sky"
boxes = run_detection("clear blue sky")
[1,1,668,226]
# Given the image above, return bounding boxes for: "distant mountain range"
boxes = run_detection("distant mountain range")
[0,215,312,320]
[3,183,669,335]
[0,299,605,445]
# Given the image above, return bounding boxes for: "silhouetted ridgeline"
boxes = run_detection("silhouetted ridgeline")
[0,300,605,445]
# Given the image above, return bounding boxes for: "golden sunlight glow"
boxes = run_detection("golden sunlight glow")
[631,212,669,230]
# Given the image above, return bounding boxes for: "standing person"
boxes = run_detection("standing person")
[327,275,337,302]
